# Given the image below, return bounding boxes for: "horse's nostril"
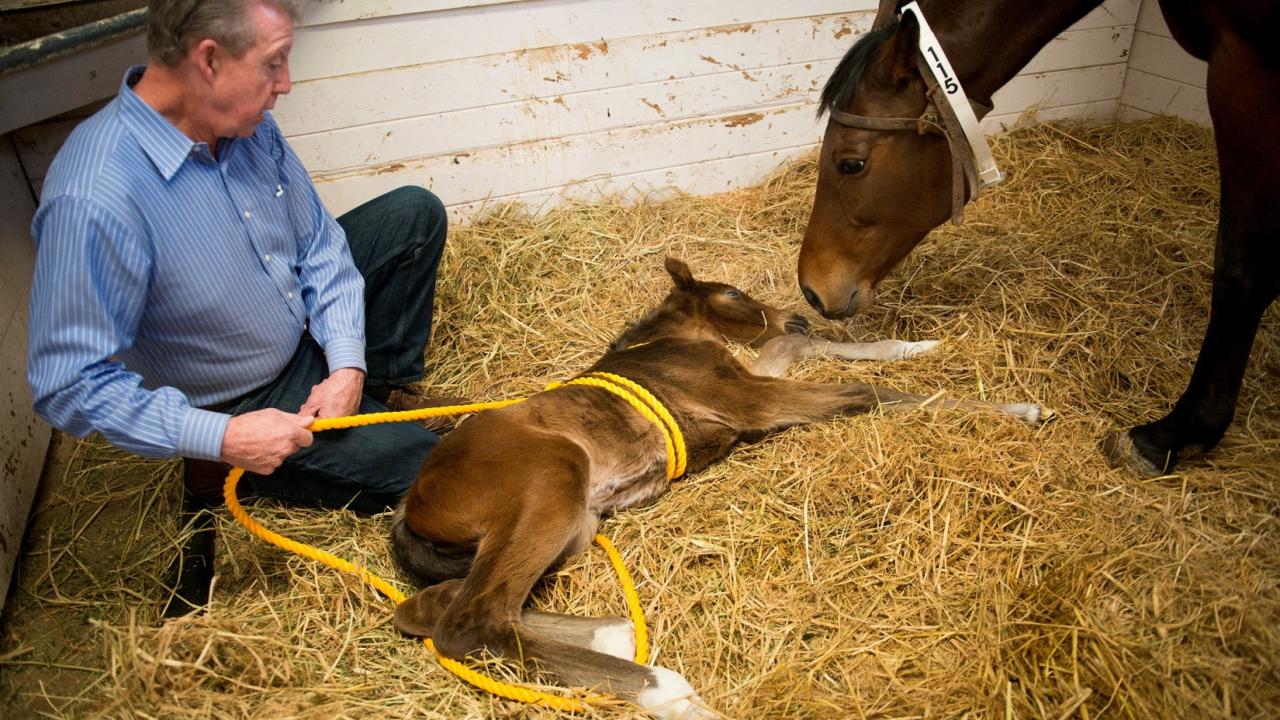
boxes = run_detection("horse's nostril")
[801,286,824,315]
[841,289,860,317]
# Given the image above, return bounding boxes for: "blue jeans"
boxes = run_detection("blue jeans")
[224,187,447,513]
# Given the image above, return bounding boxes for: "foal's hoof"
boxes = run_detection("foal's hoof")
[392,590,435,637]
[900,339,940,358]
[997,402,1049,425]
[1099,430,1169,477]
[638,667,717,719]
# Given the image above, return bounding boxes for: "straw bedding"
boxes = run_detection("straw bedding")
[2,116,1277,719]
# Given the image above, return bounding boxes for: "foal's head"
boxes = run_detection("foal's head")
[625,258,809,348]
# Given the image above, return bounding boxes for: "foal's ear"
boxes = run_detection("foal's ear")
[665,257,697,289]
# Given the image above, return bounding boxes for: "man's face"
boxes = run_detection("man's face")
[208,1,294,138]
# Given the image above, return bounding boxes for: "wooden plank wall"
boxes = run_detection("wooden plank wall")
[271,0,1142,218]
[1118,0,1208,124]
[0,136,49,615]
[8,0,1147,211]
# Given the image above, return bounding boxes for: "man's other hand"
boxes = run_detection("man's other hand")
[221,409,315,474]
[300,367,365,418]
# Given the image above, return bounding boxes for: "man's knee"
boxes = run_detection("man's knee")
[387,186,447,248]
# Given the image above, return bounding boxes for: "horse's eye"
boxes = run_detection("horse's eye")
[837,158,866,175]
[724,289,742,298]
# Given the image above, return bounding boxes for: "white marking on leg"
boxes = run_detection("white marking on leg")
[637,666,717,719]
[589,619,637,661]
[820,339,940,361]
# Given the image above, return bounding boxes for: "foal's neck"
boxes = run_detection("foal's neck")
[608,294,722,352]
[917,0,1103,101]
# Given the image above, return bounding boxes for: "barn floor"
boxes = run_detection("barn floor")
[1,117,1277,719]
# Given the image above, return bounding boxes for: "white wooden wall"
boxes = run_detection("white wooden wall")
[1118,0,1209,124]
[7,0,1183,214]
[273,0,1147,217]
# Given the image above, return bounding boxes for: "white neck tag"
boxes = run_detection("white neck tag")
[900,1,1003,188]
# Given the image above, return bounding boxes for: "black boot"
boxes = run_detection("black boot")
[161,464,220,618]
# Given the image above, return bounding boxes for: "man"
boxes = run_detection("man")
[27,0,455,609]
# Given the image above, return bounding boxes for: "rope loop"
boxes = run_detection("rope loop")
[223,373,683,710]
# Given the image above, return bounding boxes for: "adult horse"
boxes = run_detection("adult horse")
[799,0,1279,476]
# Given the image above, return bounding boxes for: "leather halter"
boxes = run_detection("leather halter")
[829,54,994,225]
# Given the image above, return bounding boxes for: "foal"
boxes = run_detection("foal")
[390,258,1042,718]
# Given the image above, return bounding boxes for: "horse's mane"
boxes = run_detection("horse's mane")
[818,18,901,117]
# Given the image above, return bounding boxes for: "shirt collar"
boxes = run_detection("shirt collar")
[116,65,209,181]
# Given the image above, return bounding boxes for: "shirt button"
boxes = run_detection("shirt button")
[243,210,252,219]
[264,254,271,263]
[287,292,294,299]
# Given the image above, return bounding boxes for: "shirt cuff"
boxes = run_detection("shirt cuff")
[324,337,367,375]
[178,407,231,461]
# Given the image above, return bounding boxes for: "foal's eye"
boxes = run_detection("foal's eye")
[837,158,867,175]
[723,289,742,298]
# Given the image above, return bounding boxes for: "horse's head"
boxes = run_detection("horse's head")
[799,11,961,318]
[664,257,809,346]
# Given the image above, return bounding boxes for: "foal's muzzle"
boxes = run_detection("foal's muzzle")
[784,315,811,335]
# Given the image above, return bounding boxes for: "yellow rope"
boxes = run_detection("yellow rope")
[221,373,684,710]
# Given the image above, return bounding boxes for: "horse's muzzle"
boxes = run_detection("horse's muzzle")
[802,285,859,319]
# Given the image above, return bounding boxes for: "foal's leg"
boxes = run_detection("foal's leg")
[744,336,1041,430]
[520,612,637,662]
[414,488,710,719]
[394,580,636,661]
[750,335,939,378]
[743,379,1042,432]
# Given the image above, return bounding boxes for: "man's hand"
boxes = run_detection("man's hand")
[300,367,365,418]
[221,409,315,474]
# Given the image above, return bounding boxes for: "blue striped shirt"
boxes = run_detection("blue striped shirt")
[28,66,365,461]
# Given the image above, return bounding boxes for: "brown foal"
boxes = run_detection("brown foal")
[390,257,1042,718]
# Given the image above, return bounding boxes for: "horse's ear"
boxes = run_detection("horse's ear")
[870,8,921,90]
[664,257,696,289]
[872,0,900,30]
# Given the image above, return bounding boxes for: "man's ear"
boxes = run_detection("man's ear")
[191,38,220,81]
[664,257,696,289]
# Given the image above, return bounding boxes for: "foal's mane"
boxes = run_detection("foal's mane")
[818,18,901,117]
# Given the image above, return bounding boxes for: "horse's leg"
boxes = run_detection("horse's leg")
[750,335,939,378]
[1103,25,1280,476]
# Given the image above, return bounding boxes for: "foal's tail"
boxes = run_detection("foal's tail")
[389,503,474,587]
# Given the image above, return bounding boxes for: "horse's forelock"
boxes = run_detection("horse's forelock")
[818,19,902,118]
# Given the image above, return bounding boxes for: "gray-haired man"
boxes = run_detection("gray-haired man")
[28,0,458,613]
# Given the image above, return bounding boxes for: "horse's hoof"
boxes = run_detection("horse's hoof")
[1099,430,1168,477]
